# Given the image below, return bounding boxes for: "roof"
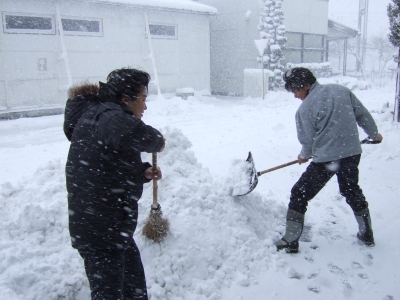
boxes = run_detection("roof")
[87,0,217,14]
[327,19,359,40]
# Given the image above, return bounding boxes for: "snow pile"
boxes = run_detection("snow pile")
[0,160,89,299]
[318,76,359,90]
[0,126,285,300]
[286,62,332,79]
[137,127,284,300]
[286,62,331,70]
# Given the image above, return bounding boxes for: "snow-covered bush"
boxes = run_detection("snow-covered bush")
[286,62,332,78]
[257,0,287,90]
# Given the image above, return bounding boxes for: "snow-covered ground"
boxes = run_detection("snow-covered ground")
[0,79,399,300]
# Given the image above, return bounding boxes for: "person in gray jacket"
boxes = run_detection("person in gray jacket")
[275,67,383,253]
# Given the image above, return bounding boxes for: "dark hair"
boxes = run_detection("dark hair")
[283,67,316,91]
[106,68,151,101]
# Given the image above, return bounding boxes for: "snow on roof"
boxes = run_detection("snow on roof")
[328,18,358,33]
[88,0,217,14]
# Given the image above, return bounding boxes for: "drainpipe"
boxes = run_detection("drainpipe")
[56,4,72,88]
[0,27,10,109]
[144,12,162,98]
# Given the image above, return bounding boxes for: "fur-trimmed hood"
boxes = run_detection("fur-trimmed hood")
[64,83,101,141]
[64,81,130,141]
[68,82,99,99]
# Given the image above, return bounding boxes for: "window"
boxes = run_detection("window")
[148,23,177,39]
[2,12,55,34]
[285,32,302,48]
[283,32,326,63]
[61,17,103,36]
[303,50,323,63]
[284,50,302,63]
[304,34,323,49]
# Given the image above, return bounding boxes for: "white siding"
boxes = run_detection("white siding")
[282,0,328,35]
[199,0,261,95]
[0,0,212,110]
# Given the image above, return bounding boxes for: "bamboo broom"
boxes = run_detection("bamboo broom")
[142,152,169,241]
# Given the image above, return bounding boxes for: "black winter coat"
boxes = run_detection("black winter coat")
[64,83,164,249]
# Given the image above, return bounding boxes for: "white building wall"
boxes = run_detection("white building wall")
[281,0,328,35]
[0,0,212,110]
[197,0,330,95]
[199,0,261,95]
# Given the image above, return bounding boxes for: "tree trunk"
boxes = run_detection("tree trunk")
[395,48,400,122]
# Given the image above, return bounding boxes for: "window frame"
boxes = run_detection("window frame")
[147,22,178,40]
[2,11,56,35]
[284,32,326,63]
[61,16,103,37]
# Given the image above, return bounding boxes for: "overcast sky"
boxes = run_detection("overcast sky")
[329,0,391,37]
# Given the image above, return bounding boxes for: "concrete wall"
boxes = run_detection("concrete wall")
[0,0,212,110]
[198,0,261,96]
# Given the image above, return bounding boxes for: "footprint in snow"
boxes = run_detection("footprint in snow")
[351,261,363,269]
[362,251,374,266]
[358,273,369,279]
[352,260,369,279]
[328,264,344,276]
[308,285,321,294]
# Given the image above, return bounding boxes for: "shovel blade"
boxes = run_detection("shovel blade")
[233,151,259,197]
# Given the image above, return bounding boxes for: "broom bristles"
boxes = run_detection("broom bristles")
[142,204,169,242]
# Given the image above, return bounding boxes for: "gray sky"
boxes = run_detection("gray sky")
[329,0,391,37]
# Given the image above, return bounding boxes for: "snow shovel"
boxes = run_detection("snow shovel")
[142,152,169,242]
[235,136,382,197]
[234,152,298,197]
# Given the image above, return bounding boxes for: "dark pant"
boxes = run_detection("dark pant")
[78,241,148,300]
[289,154,368,214]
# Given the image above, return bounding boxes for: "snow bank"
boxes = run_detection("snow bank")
[138,127,284,299]
[318,76,359,90]
[0,160,89,299]
[0,126,285,300]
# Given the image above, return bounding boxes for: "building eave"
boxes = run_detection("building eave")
[84,0,217,15]
[327,19,359,40]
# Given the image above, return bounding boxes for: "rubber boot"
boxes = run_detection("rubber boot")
[354,208,375,246]
[275,209,304,253]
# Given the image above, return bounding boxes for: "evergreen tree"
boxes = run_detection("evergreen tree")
[388,0,400,47]
[388,0,400,121]
[257,0,287,90]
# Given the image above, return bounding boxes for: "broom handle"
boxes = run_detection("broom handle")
[152,152,158,205]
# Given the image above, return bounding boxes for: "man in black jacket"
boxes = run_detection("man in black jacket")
[64,68,165,300]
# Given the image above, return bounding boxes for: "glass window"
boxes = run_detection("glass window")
[61,17,103,36]
[304,34,323,49]
[148,23,177,39]
[303,50,323,63]
[3,12,55,34]
[285,32,302,48]
[283,49,302,63]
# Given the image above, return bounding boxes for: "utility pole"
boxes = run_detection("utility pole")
[357,0,369,73]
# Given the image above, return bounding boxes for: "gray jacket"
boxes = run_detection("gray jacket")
[296,82,379,163]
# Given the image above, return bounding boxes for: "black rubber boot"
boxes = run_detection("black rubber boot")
[275,209,304,253]
[354,208,375,246]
